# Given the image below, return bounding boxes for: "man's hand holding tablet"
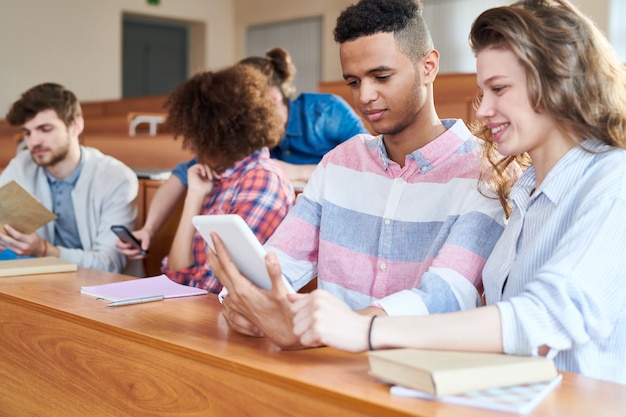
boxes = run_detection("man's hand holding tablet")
[200,214,304,348]
[192,214,295,302]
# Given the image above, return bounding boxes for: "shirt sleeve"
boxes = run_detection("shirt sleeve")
[170,158,197,188]
[264,165,325,291]
[162,167,293,292]
[376,210,504,316]
[498,197,626,357]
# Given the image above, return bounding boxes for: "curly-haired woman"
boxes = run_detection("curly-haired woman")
[160,65,295,292]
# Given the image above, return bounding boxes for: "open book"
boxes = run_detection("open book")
[0,180,56,234]
[367,349,558,397]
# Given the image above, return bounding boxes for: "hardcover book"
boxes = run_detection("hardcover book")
[0,256,77,277]
[367,349,558,397]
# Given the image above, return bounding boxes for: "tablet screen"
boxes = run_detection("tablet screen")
[192,214,294,293]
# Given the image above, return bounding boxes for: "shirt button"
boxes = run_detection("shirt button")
[380,263,387,270]
[384,218,391,225]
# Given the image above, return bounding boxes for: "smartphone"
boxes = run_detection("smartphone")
[111,225,147,256]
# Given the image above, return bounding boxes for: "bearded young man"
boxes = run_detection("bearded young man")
[0,83,141,275]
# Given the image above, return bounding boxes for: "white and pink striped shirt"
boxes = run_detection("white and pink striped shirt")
[266,119,505,314]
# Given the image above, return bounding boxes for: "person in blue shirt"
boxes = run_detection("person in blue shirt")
[286,0,626,385]
[117,47,368,258]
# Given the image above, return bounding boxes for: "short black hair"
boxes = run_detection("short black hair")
[334,0,433,62]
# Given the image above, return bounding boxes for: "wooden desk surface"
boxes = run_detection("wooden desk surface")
[1,268,624,417]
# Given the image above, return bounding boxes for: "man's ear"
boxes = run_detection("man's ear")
[69,116,85,137]
[422,49,440,84]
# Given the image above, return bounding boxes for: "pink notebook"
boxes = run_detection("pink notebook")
[80,274,208,301]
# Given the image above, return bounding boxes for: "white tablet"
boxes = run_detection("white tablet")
[192,214,295,294]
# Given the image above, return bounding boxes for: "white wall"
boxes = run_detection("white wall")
[233,0,354,84]
[423,0,508,73]
[0,0,615,115]
[423,0,615,74]
[0,0,234,115]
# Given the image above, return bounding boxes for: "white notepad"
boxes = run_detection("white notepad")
[390,374,562,414]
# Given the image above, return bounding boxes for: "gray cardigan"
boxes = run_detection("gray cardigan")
[0,146,142,275]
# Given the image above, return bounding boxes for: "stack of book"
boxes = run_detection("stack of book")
[367,348,560,414]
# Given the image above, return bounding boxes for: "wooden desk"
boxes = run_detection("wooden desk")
[1,269,625,417]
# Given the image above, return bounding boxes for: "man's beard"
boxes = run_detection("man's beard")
[30,142,70,167]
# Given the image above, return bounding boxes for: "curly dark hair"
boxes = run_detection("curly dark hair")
[6,82,82,127]
[239,47,297,101]
[165,65,284,170]
[334,0,433,62]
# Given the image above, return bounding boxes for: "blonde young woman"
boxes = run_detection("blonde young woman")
[288,0,626,385]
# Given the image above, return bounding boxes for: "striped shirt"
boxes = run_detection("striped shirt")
[162,148,295,293]
[484,139,626,384]
[266,119,505,313]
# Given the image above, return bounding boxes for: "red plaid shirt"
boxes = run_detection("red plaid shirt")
[162,148,294,292]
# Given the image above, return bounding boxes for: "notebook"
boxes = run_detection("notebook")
[80,274,208,301]
[390,374,562,414]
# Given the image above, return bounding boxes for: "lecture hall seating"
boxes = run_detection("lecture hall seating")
[0,73,480,276]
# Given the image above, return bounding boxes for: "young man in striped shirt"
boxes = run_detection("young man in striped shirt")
[208,0,508,348]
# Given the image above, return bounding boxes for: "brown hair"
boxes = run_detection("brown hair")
[470,0,626,216]
[239,47,297,102]
[165,65,284,170]
[6,82,82,127]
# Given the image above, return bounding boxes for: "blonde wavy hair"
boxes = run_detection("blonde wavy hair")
[469,0,626,216]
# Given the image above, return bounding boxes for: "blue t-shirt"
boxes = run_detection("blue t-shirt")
[171,92,367,186]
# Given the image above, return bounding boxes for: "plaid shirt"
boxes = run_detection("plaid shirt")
[162,148,294,292]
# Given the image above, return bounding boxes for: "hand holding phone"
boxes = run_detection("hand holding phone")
[111,225,147,256]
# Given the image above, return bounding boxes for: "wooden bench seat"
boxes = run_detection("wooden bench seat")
[82,113,169,137]
[81,95,168,117]
[81,133,193,169]
[318,73,479,131]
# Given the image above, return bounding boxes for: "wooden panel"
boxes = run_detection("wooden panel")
[1,268,626,417]
[0,135,20,169]
[433,73,478,122]
[0,120,23,169]
[82,114,134,136]
[141,179,185,276]
[81,134,193,169]
[81,95,168,117]
[0,292,385,417]
[318,73,480,127]
[0,119,21,140]
[80,101,107,117]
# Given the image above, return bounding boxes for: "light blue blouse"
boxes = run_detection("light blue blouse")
[483,139,626,384]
